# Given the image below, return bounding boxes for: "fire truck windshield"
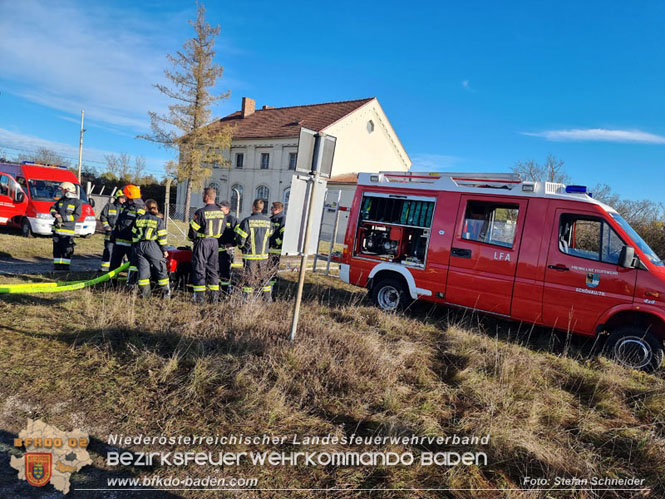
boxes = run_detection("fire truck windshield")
[610,212,663,266]
[27,179,88,203]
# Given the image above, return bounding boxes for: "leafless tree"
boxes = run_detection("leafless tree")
[512,154,570,184]
[17,147,71,166]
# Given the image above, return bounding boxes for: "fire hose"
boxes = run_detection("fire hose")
[0,262,130,294]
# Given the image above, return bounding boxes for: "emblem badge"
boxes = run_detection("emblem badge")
[25,453,52,487]
[586,272,600,289]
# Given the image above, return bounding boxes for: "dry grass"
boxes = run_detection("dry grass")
[0,272,663,497]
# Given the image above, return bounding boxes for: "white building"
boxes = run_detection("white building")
[176,96,410,219]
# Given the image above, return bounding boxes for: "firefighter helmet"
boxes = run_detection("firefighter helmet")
[60,182,76,195]
[123,184,141,199]
[114,189,127,199]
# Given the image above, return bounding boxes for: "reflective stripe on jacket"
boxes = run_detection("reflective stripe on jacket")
[269,211,286,254]
[100,199,122,231]
[132,213,168,246]
[49,197,83,235]
[235,212,273,260]
[188,204,226,241]
[112,199,146,244]
[218,212,238,246]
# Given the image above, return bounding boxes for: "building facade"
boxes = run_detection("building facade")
[176,96,410,220]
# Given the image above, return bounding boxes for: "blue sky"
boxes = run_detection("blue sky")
[1,0,664,200]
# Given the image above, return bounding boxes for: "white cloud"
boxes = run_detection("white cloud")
[411,153,463,171]
[0,128,168,176]
[461,80,475,92]
[523,128,665,144]
[0,1,236,131]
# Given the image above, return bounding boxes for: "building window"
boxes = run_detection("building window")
[462,201,519,248]
[256,185,270,214]
[260,153,270,170]
[207,182,220,196]
[288,152,297,170]
[367,120,375,133]
[231,184,243,215]
[283,188,290,212]
[235,153,244,169]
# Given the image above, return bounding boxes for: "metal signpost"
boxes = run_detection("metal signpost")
[288,128,336,341]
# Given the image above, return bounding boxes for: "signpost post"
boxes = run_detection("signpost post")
[288,128,336,341]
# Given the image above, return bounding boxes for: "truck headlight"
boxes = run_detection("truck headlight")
[36,213,53,220]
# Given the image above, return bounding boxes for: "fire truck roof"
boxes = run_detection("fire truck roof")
[358,171,615,212]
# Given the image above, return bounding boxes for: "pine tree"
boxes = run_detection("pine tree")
[140,3,232,220]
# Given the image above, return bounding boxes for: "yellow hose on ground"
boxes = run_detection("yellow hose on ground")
[0,262,130,294]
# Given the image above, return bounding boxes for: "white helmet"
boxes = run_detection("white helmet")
[60,182,77,197]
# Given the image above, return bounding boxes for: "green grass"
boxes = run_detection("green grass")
[0,230,104,260]
[0,272,663,497]
[165,218,191,247]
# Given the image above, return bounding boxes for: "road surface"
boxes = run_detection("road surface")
[0,255,102,275]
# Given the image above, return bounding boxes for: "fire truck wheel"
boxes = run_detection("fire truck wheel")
[604,326,664,372]
[372,278,408,312]
[21,218,33,238]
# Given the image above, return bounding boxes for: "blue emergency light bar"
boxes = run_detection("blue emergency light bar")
[565,185,587,194]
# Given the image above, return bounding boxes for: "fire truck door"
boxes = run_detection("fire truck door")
[445,196,527,315]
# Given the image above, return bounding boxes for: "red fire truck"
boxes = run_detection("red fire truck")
[0,162,96,237]
[0,172,28,227]
[340,171,665,371]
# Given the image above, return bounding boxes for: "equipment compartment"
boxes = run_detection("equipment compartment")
[354,194,435,267]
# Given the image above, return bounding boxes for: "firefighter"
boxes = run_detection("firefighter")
[217,200,238,294]
[110,184,145,285]
[268,201,286,292]
[99,189,126,271]
[235,199,273,300]
[49,182,83,271]
[132,199,170,298]
[189,187,226,304]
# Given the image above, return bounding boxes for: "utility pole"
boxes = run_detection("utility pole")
[77,110,85,182]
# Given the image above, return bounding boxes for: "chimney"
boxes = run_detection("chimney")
[262,105,274,110]
[241,97,255,118]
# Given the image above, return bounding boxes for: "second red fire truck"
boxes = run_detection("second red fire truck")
[340,171,665,372]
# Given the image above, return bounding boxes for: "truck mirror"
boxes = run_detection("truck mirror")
[15,191,25,203]
[88,197,95,208]
[619,245,635,268]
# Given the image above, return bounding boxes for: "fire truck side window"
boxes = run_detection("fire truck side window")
[558,214,625,263]
[462,201,519,248]
[0,175,8,197]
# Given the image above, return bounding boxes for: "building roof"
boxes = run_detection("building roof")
[206,98,375,139]
[328,173,358,184]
